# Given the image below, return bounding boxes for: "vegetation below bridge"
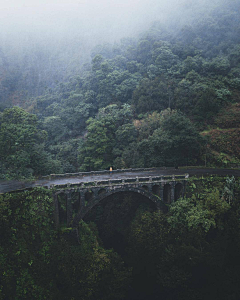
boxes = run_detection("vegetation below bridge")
[0,175,240,299]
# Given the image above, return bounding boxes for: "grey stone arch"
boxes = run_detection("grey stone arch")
[73,186,166,227]
[174,182,183,201]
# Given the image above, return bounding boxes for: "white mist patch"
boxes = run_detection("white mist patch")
[0,0,191,42]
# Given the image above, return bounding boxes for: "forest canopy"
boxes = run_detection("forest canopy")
[0,0,239,178]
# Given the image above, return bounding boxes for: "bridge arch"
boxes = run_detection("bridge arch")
[73,186,166,226]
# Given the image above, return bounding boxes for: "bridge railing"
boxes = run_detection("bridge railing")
[41,167,176,180]
[50,174,189,190]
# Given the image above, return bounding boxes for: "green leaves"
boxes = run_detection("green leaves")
[0,107,50,179]
[78,104,134,171]
[168,199,216,233]
[222,176,236,204]
[138,109,204,167]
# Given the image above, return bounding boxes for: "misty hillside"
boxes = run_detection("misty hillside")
[2,2,240,300]
[0,0,240,179]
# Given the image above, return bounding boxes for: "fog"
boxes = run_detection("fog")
[0,0,227,98]
[0,0,221,46]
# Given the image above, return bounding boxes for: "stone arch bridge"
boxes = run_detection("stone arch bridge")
[52,174,188,228]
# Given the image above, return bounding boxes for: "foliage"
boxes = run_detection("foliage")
[202,128,240,166]
[1,1,240,299]
[214,103,240,129]
[1,174,240,300]
[137,110,204,167]
[1,1,239,175]
[78,104,135,170]
[124,176,240,299]
[222,176,236,204]
[0,189,131,300]
[0,107,60,179]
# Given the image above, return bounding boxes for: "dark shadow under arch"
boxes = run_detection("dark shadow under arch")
[85,190,93,203]
[142,185,149,191]
[71,192,81,218]
[73,187,165,226]
[163,184,171,203]
[152,185,161,197]
[57,192,67,226]
[98,188,106,195]
[174,183,183,201]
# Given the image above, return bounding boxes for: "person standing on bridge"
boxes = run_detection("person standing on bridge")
[110,166,113,175]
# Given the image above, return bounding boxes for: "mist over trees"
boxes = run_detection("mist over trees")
[0,0,237,105]
[1,0,239,177]
[1,1,240,300]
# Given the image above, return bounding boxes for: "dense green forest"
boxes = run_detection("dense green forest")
[1,0,240,299]
[0,0,240,179]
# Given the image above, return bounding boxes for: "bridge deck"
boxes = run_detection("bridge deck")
[0,168,240,194]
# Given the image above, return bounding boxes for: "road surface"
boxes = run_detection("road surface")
[0,168,240,194]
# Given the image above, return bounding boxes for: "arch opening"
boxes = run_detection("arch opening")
[71,192,80,218]
[83,191,157,255]
[85,190,93,204]
[81,189,159,221]
[142,185,149,192]
[98,188,106,195]
[152,185,161,197]
[163,184,171,203]
[174,183,183,201]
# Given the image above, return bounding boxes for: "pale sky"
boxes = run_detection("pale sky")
[0,0,182,36]
[0,0,220,48]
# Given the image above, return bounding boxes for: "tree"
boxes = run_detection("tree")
[132,77,170,114]
[140,110,204,167]
[0,107,55,179]
[78,104,134,171]
[222,176,236,204]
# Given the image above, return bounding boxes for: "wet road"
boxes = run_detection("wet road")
[0,168,240,194]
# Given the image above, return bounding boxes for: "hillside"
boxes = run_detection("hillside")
[0,0,240,179]
[202,103,240,167]
[1,1,240,299]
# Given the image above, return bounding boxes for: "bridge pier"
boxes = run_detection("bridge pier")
[53,194,59,229]
[80,191,85,208]
[160,184,164,202]
[66,191,72,227]
[171,184,175,203]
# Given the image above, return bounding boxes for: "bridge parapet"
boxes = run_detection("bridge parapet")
[42,167,176,180]
[50,174,188,190]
